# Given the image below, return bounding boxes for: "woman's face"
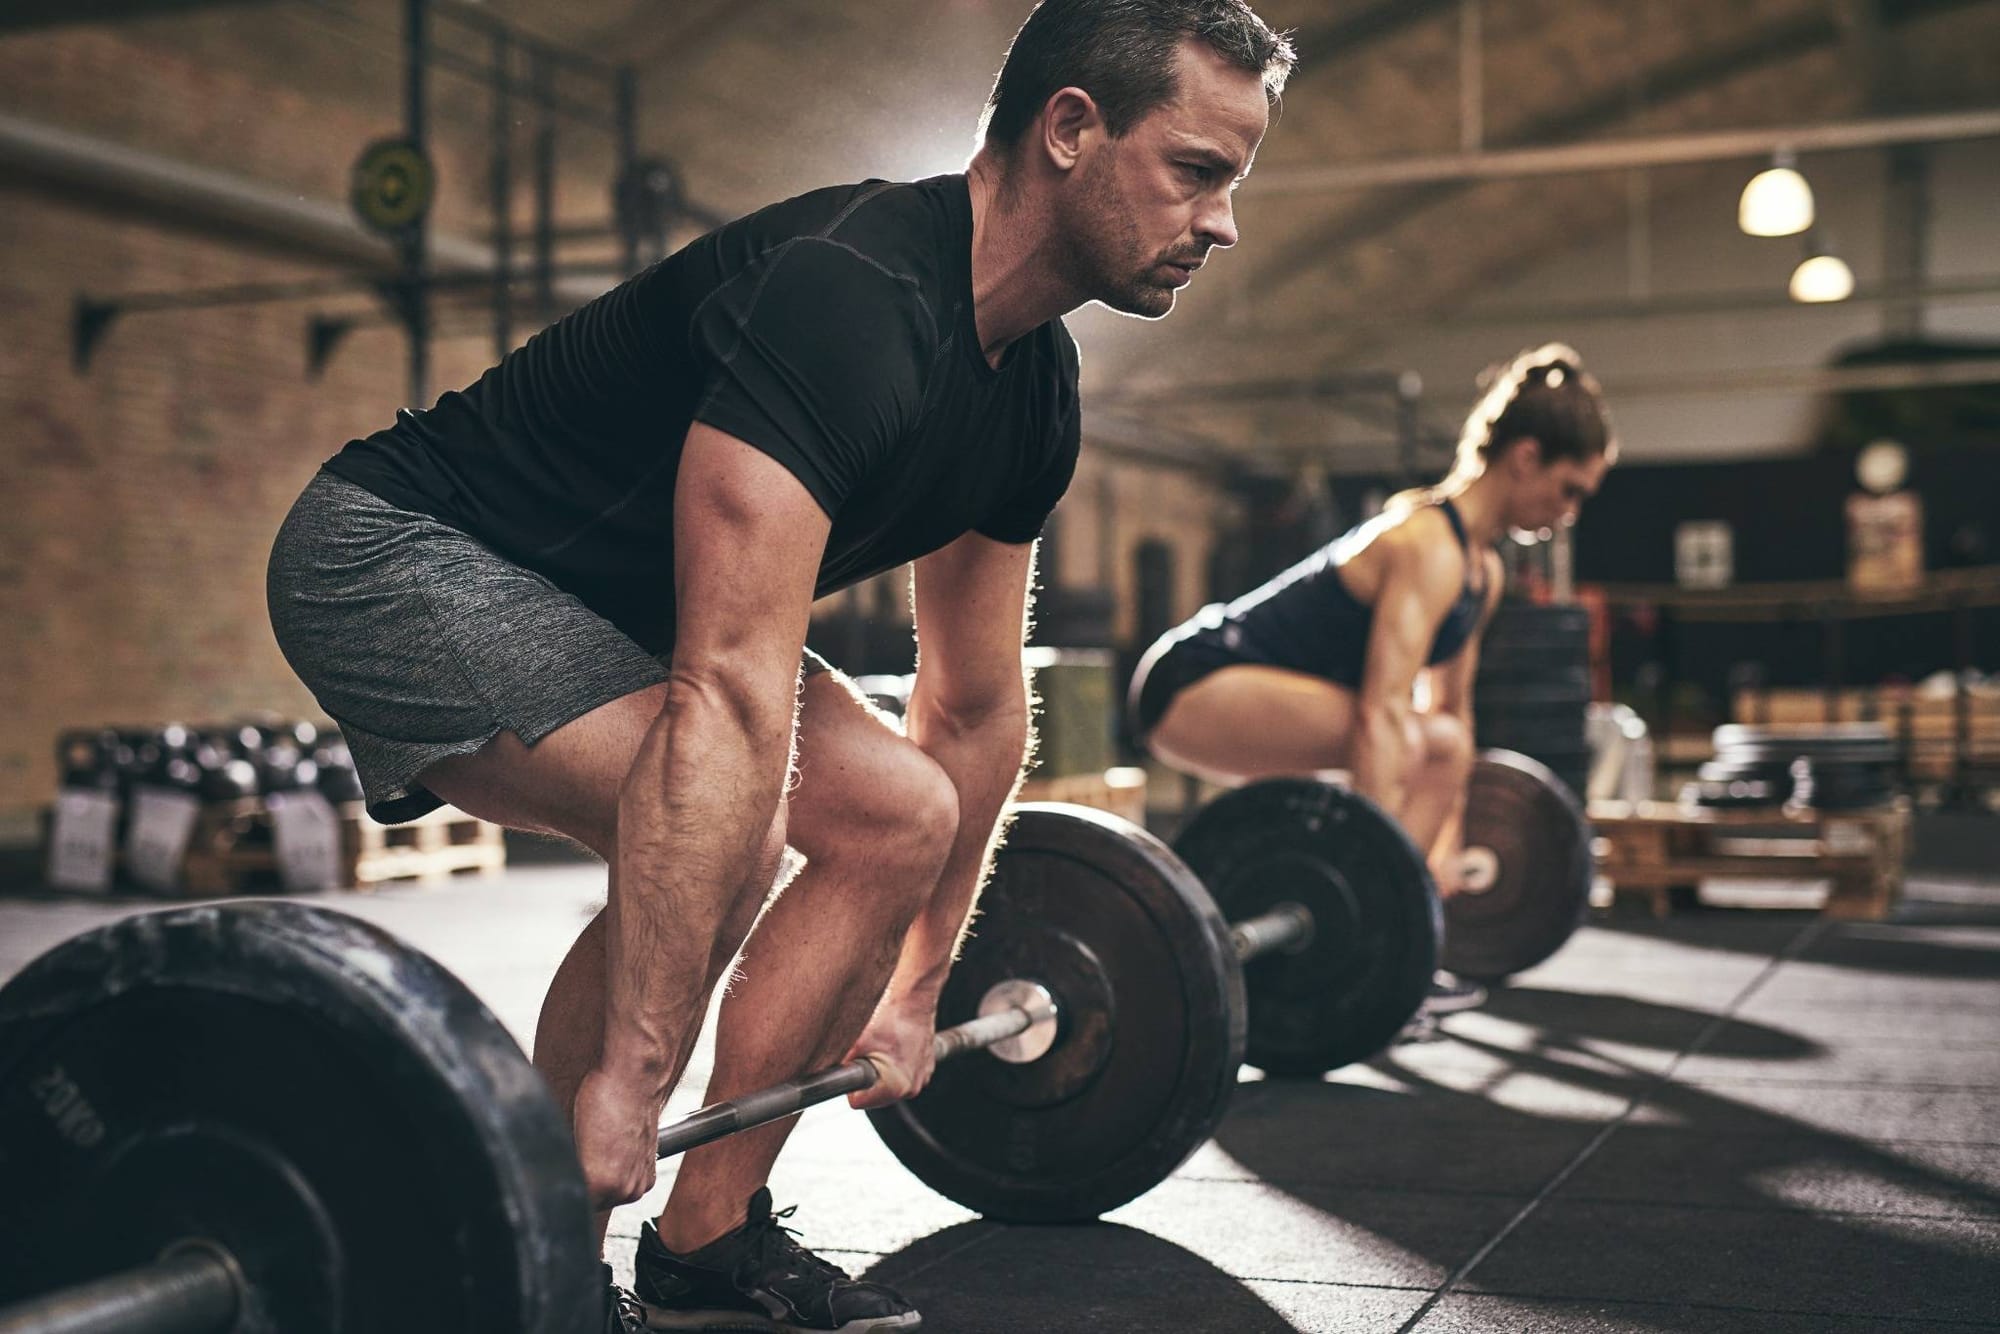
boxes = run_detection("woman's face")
[1502,439,1611,538]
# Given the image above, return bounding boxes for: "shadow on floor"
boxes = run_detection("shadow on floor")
[867,1220,1313,1334]
[1204,980,2000,1330]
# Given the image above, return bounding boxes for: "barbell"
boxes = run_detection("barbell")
[0,750,1591,1330]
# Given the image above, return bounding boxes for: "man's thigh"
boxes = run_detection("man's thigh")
[422,651,842,857]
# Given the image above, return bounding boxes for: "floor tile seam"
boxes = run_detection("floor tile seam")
[1535,1193,2000,1223]
[1674,1077,2000,1091]
[1433,1286,2000,1327]
[887,1254,1438,1291]
[1629,1131,2000,1148]
[1169,1175,1548,1201]
[1389,916,1828,1334]
[871,1227,1005,1286]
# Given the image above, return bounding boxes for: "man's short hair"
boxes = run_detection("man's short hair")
[980,0,1296,151]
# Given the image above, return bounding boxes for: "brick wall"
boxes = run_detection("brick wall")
[0,25,559,833]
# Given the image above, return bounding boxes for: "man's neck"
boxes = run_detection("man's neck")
[965,151,1082,368]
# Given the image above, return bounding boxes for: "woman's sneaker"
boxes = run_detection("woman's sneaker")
[634,1188,921,1332]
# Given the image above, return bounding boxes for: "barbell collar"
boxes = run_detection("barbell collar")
[1229,902,1315,962]
[0,1243,241,1334]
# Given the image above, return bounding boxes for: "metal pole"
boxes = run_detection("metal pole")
[1250,107,2000,194]
[0,1248,239,1334]
[403,0,431,406]
[490,29,514,358]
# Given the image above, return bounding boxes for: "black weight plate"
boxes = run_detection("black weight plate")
[1472,672,1592,704]
[1717,742,1900,768]
[0,904,597,1334]
[1474,644,1587,680]
[1688,780,1786,808]
[1483,603,1592,639]
[1474,713,1591,747]
[1474,737,1594,772]
[1473,662,1592,692]
[1712,724,1898,765]
[868,805,1242,1222]
[1176,781,1439,1076]
[1442,751,1594,981]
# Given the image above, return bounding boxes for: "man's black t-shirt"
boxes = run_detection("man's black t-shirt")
[325,174,1081,654]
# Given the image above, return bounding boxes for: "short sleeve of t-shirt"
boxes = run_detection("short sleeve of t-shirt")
[692,237,936,517]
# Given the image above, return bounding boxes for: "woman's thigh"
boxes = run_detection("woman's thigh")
[1146,664,1359,784]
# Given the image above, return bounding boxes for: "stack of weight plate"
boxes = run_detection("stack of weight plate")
[1473,603,1592,803]
[1689,723,1900,811]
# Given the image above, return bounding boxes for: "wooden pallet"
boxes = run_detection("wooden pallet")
[178,799,506,896]
[1588,798,1910,921]
[1016,767,1150,830]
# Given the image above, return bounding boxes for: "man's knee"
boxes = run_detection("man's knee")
[804,746,959,880]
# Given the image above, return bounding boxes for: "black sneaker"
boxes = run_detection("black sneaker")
[603,1264,651,1333]
[634,1187,921,1332]
[1422,971,1489,1015]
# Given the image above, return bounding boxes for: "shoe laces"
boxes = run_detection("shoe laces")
[744,1202,853,1286]
[607,1283,650,1333]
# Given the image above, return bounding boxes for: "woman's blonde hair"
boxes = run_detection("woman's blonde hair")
[1389,342,1616,512]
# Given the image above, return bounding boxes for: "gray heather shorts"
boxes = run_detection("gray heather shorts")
[268,470,827,824]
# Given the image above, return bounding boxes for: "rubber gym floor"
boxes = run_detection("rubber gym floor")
[3,849,1996,1333]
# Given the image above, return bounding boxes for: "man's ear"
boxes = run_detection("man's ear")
[1039,86,1103,172]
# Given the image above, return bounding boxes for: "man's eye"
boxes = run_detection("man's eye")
[1179,162,1211,182]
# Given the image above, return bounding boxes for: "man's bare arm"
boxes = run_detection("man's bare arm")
[602,424,830,1088]
[888,531,1038,1007]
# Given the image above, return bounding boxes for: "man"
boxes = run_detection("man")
[268,2,1293,1329]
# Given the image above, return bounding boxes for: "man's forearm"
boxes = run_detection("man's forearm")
[889,697,1030,1006]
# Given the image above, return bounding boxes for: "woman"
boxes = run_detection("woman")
[1129,343,1615,901]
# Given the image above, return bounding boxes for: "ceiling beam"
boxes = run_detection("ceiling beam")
[1280,0,1459,70]
[0,0,273,31]
[1245,0,1991,286]
[1247,107,2000,193]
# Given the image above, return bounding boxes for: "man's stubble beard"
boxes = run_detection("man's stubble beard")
[1058,150,1175,320]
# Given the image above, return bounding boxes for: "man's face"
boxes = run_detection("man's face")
[1056,38,1270,319]
[1506,442,1610,536]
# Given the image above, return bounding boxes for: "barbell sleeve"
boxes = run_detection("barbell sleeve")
[0,1245,240,1334]
[1229,902,1316,963]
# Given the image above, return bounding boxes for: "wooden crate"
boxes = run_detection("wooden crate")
[180,800,505,896]
[1016,766,1149,829]
[1588,797,1910,921]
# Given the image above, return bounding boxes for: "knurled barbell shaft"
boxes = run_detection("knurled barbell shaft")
[655,988,1059,1158]
[1229,902,1316,963]
[0,1246,238,1334]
